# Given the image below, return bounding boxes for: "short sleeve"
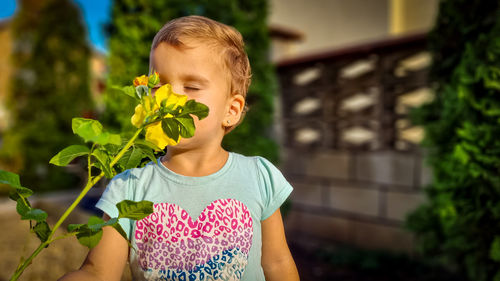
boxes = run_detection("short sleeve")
[255,156,293,220]
[95,169,133,239]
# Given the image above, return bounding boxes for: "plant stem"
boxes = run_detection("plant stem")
[9,241,49,281]
[10,128,143,281]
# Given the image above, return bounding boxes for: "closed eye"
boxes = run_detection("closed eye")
[185,87,200,91]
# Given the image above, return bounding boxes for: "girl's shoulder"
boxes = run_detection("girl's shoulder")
[229,151,274,168]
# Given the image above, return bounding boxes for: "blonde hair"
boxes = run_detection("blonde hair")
[149,15,251,133]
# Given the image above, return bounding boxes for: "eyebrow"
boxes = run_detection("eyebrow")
[157,73,210,86]
[180,74,210,85]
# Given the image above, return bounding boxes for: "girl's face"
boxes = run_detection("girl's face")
[150,40,232,150]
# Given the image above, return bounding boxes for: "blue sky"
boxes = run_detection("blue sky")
[0,0,111,53]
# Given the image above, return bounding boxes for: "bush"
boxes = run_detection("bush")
[405,1,500,280]
[0,0,93,193]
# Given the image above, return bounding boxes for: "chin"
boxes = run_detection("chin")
[169,137,194,149]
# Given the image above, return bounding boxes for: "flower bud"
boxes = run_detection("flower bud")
[133,75,148,87]
[148,72,160,88]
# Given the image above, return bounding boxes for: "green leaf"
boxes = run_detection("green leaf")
[110,85,137,99]
[0,170,33,201]
[92,149,114,178]
[136,146,157,164]
[33,221,51,243]
[16,198,48,222]
[134,139,162,152]
[76,228,103,249]
[11,186,34,198]
[180,99,209,120]
[174,116,195,138]
[104,142,123,155]
[161,118,180,141]
[116,200,154,220]
[490,236,500,262]
[72,118,103,142]
[0,169,21,187]
[90,132,122,146]
[123,86,137,98]
[23,209,47,222]
[106,217,118,225]
[87,216,106,232]
[453,144,470,164]
[16,198,30,217]
[72,118,120,146]
[49,145,90,166]
[68,223,85,233]
[71,216,110,249]
[118,146,143,170]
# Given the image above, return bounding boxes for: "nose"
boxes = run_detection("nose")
[171,84,184,95]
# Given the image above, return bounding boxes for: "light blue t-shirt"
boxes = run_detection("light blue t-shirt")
[95,152,293,281]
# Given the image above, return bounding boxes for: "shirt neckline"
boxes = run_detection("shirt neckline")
[154,152,234,186]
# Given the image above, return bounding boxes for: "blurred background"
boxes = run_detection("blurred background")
[1,0,500,280]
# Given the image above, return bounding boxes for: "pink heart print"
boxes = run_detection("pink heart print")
[134,198,253,280]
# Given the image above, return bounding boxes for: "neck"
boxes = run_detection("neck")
[161,145,229,177]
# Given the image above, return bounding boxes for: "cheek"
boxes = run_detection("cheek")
[192,105,221,131]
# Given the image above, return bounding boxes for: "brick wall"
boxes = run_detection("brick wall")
[282,148,431,252]
[275,33,432,253]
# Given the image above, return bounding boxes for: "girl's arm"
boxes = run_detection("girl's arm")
[261,209,300,281]
[58,213,129,281]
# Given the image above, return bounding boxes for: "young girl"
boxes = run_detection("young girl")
[59,15,299,281]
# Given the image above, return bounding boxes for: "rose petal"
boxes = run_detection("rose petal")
[145,121,180,149]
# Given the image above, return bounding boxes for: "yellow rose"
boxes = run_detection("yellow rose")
[131,104,146,128]
[152,84,187,112]
[130,84,188,149]
[130,96,155,128]
[133,75,149,87]
[144,122,180,149]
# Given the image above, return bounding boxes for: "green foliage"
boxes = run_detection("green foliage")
[33,221,51,243]
[102,0,279,163]
[0,0,94,193]
[68,199,153,249]
[0,169,51,244]
[405,1,500,280]
[5,47,204,280]
[72,118,122,146]
[49,145,90,166]
[69,216,106,248]
[116,200,154,220]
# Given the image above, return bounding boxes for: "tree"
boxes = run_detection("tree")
[101,0,279,163]
[405,1,500,280]
[0,0,94,193]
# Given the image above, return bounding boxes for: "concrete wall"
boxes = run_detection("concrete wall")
[282,148,431,253]
[389,0,439,35]
[269,0,438,62]
[269,0,389,57]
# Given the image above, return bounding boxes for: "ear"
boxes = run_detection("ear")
[224,94,245,127]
